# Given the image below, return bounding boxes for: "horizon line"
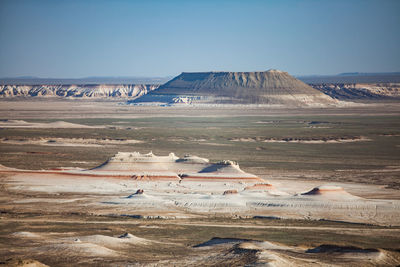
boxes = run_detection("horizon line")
[2,71,400,80]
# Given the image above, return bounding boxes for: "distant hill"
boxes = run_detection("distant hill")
[0,76,172,85]
[131,70,337,106]
[297,72,400,101]
[297,72,400,84]
[310,83,400,101]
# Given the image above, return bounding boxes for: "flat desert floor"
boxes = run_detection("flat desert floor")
[0,100,399,266]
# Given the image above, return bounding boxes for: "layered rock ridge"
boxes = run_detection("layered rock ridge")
[0,84,159,98]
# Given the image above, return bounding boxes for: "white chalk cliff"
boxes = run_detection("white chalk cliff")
[0,84,159,98]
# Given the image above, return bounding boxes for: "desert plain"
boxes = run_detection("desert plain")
[0,100,400,266]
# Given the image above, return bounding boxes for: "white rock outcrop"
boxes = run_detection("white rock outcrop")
[0,84,159,98]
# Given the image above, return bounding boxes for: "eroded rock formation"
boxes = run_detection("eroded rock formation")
[0,84,159,98]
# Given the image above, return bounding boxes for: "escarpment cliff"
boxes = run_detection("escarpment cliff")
[310,83,400,101]
[0,84,159,98]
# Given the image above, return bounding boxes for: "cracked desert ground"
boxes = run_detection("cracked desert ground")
[1,100,400,266]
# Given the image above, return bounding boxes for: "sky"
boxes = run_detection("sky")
[0,0,399,78]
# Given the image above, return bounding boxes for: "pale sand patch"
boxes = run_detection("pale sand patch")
[230,138,257,142]
[38,242,118,257]
[12,232,43,239]
[202,142,233,146]
[0,137,143,147]
[254,121,277,124]
[2,259,49,267]
[66,233,153,248]
[230,136,371,143]
[0,119,104,128]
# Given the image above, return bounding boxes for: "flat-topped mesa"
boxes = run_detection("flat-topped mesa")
[92,151,263,182]
[131,69,337,106]
[108,151,179,163]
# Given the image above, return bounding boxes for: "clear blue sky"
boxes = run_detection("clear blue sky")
[0,0,399,78]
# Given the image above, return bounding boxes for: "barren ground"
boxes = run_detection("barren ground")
[0,100,399,266]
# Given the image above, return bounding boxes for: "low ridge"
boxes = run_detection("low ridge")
[301,185,360,200]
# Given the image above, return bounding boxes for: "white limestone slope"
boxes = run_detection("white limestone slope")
[90,151,262,182]
[2,151,400,226]
[0,84,158,98]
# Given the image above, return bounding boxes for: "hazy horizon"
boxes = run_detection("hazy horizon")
[2,71,400,80]
[0,0,399,78]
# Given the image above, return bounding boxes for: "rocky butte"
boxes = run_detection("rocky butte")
[131,69,338,106]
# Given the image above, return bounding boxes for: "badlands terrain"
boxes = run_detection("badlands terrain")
[310,83,400,101]
[300,72,400,102]
[0,84,158,99]
[0,99,399,266]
